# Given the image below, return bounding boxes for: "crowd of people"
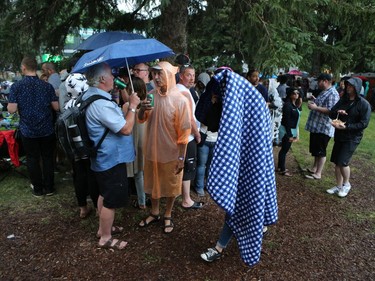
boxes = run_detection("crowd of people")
[6,54,371,266]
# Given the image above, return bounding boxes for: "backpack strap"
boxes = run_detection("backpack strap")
[79,94,114,152]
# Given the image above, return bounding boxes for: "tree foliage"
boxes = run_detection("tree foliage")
[1,0,375,75]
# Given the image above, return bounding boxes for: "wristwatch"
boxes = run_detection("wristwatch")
[178,156,184,161]
[128,108,136,113]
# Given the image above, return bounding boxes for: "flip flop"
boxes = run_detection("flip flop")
[139,213,160,227]
[98,238,127,250]
[305,174,321,180]
[182,201,204,210]
[302,168,316,174]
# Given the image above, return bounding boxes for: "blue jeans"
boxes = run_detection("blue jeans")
[195,140,216,193]
[134,171,145,206]
[217,216,233,249]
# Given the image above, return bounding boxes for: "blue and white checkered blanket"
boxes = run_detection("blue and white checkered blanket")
[207,70,278,267]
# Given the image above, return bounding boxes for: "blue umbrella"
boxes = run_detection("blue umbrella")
[72,38,174,73]
[76,31,145,51]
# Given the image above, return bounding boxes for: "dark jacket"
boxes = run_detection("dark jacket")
[329,77,371,143]
[281,101,300,137]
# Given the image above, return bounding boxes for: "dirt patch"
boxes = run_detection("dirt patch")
[1,149,374,281]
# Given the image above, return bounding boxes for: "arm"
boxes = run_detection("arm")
[7,103,18,114]
[175,143,188,174]
[181,90,200,143]
[345,101,372,131]
[307,102,331,114]
[51,101,59,112]
[118,92,140,135]
[282,103,294,138]
[174,99,192,174]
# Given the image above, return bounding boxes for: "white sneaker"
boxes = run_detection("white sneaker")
[326,186,340,194]
[338,183,351,198]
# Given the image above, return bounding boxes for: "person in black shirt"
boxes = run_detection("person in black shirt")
[277,88,301,176]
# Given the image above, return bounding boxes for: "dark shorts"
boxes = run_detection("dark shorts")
[330,141,358,166]
[309,133,331,157]
[183,140,197,181]
[95,163,128,209]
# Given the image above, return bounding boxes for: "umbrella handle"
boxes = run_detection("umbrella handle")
[125,58,135,94]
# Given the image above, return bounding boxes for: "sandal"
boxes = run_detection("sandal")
[163,217,174,234]
[96,226,124,238]
[139,213,160,227]
[182,201,204,210]
[98,238,127,250]
[280,171,292,177]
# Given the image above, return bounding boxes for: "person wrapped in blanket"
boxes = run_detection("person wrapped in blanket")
[197,68,278,266]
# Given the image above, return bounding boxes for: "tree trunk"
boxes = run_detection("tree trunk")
[158,0,188,54]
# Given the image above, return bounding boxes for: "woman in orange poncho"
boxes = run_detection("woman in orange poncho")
[138,61,191,234]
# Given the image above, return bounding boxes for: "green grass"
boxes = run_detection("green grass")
[292,103,375,227]
[1,102,374,233]
[292,103,375,191]
[293,102,375,167]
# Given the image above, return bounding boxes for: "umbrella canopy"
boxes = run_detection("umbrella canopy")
[72,38,174,73]
[77,31,146,51]
[287,69,303,76]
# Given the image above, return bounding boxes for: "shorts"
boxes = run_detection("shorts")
[309,133,331,157]
[330,141,358,166]
[183,140,197,181]
[95,163,128,209]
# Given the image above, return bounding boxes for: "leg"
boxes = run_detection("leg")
[181,180,194,207]
[205,141,216,176]
[278,136,292,172]
[164,197,176,233]
[97,195,104,222]
[341,165,350,185]
[139,198,160,227]
[98,206,115,243]
[335,165,343,187]
[21,136,43,194]
[134,171,146,208]
[181,140,199,208]
[40,134,56,194]
[216,220,234,252]
[98,206,127,249]
[201,218,233,262]
[87,166,99,209]
[72,160,89,207]
[314,156,326,178]
[195,144,209,195]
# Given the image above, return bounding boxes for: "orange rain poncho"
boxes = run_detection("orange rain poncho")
[140,61,191,199]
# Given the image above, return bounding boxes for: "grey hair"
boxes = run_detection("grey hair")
[85,63,109,87]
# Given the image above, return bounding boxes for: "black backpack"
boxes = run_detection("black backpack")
[56,94,111,160]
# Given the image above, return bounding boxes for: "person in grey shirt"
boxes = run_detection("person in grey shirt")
[42,62,61,92]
